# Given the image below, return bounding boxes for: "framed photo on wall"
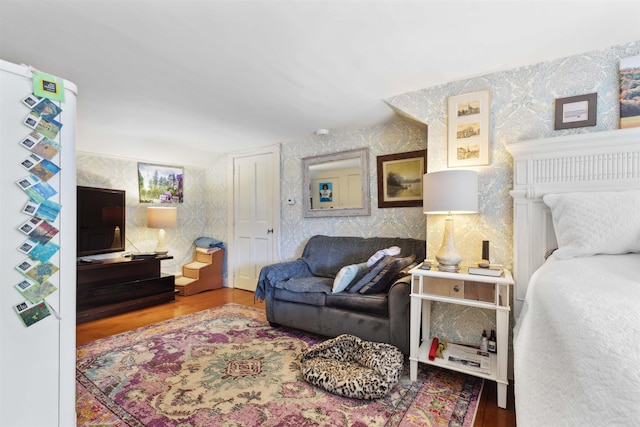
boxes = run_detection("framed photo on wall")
[376,150,427,208]
[138,162,184,203]
[318,182,333,202]
[554,93,597,130]
[619,54,640,129]
[447,89,490,168]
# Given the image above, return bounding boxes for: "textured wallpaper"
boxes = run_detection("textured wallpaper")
[279,116,428,260]
[76,40,639,346]
[76,152,228,278]
[385,40,640,343]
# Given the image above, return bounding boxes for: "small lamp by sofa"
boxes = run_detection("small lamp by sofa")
[147,206,177,255]
[423,169,478,272]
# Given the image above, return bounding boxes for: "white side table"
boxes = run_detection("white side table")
[409,265,514,409]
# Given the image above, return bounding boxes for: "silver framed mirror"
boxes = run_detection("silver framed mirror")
[302,148,370,217]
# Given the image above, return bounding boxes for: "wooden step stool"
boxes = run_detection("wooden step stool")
[175,248,223,296]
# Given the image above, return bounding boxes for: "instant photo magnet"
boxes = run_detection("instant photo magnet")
[15,300,52,327]
[33,72,65,102]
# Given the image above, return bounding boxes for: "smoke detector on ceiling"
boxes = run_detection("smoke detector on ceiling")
[315,129,329,136]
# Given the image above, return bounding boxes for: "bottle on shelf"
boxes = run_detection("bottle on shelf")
[488,329,497,353]
[480,330,488,352]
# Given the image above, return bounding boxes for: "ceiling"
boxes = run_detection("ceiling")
[1,1,639,166]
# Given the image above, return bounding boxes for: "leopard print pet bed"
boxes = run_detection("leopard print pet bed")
[300,334,404,399]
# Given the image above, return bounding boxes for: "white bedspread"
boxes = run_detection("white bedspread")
[514,253,640,427]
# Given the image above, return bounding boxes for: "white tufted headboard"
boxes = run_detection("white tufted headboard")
[506,127,640,317]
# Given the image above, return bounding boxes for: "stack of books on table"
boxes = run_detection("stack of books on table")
[446,343,490,374]
[467,265,503,277]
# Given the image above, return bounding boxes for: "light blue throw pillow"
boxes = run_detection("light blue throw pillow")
[332,262,368,293]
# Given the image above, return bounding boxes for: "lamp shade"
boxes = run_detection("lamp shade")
[423,170,478,214]
[147,206,177,229]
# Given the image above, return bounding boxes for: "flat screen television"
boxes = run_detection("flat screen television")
[77,186,126,257]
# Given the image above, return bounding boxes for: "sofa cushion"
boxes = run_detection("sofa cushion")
[325,292,388,316]
[366,246,401,267]
[276,276,333,293]
[332,262,368,293]
[345,256,392,293]
[302,236,372,278]
[301,235,426,278]
[273,276,333,306]
[358,254,416,295]
[274,288,327,306]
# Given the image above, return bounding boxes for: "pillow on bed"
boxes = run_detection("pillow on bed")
[543,190,640,258]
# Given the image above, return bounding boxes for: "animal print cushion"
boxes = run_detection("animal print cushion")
[300,334,404,399]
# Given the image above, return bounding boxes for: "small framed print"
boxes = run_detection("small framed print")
[447,90,490,167]
[554,93,597,130]
[318,182,333,202]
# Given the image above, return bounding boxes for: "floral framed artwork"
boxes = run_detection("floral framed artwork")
[447,89,490,167]
[554,93,597,130]
[138,162,184,203]
[376,150,427,208]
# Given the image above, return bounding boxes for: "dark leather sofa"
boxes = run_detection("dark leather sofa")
[255,235,425,354]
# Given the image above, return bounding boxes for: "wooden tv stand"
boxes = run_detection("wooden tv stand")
[76,255,175,324]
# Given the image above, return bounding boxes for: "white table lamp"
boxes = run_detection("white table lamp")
[423,170,478,272]
[147,206,177,255]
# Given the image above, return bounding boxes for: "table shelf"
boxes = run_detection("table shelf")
[409,264,514,409]
[412,338,501,383]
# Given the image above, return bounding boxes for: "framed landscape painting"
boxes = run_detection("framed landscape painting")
[376,150,427,208]
[620,54,640,129]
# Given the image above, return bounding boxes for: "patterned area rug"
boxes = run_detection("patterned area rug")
[76,303,482,426]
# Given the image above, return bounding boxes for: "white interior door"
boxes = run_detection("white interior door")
[231,147,280,291]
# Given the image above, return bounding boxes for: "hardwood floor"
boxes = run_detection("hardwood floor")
[76,287,265,345]
[76,288,516,426]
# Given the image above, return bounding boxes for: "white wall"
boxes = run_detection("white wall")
[0,60,77,427]
[280,116,428,258]
[76,152,228,279]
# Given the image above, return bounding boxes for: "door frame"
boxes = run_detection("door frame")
[226,144,281,288]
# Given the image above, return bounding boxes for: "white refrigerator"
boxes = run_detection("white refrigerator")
[0,59,77,426]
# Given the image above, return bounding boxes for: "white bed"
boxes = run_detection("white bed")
[515,253,640,426]
[507,128,640,426]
